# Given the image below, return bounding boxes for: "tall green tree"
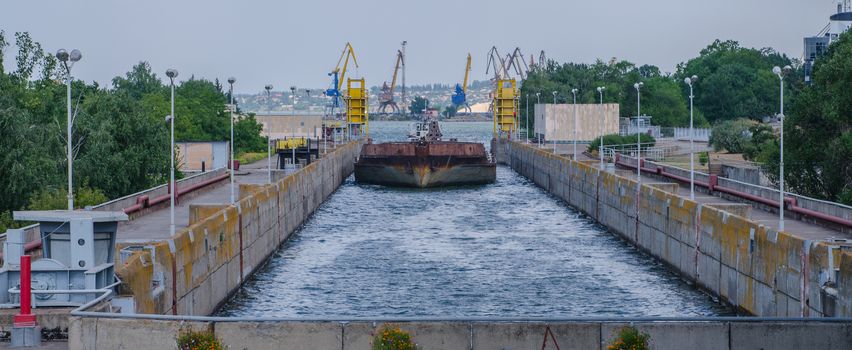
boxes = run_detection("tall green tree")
[759,32,852,204]
[675,40,795,123]
[409,96,429,115]
[0,30,268,230]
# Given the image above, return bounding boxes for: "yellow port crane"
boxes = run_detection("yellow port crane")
[378,50,404,114]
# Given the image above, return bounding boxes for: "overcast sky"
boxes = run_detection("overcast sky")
[0,0,836,93]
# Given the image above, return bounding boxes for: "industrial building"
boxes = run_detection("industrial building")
[803,1,852,83]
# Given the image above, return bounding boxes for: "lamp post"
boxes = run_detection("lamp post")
[525,94,530,143]
[552,91,558,151]
[571,88,578,160]
[684,76,698,200]
[166,69,179,237]
[773,65,792,231]
[634,82,644,186]
[535,92,541,146]
[290,85,297,139]
[55,48,82,210]
[597,87,605,169]
[265,84,273,184]
[227,77,236,204]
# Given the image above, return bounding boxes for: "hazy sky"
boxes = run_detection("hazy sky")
[0,0,835,93]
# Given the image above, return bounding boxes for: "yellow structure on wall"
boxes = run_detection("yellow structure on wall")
[275,137,307,151]
[345,78,369,137]
[492,79,517,138]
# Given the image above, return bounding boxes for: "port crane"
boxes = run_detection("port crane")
[451,53,472,114]
[505,47,529,80]
[378,50,404,115]
[325,42,359,113]
[485,46,509,81]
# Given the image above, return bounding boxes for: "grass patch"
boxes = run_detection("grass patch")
[236,152,267,165]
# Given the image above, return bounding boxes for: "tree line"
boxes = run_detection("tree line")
[0,31,267,230]
[520,39,797,128]
[520,36,849,205]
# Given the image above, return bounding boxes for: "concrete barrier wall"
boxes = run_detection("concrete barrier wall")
[618,154,852,234]
[114,142,359,316]
[67,318,852,350]
[498,141,852,317]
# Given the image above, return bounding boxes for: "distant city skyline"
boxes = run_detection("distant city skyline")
[0,0,838,93]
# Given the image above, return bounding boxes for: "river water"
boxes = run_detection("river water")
[216,121,733,318]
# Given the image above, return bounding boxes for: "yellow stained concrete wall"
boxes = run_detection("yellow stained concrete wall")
[500,140,851,317]
[113,141,360,315]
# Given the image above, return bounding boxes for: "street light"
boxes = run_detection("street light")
[265,84,273,184]
[684,75,698,200]
[634,82,644,188]
[597,87,606,169]
[290,85,298,139]
[773,65,792,231]
[165,69,179,237]
[535,92,541,146]
[552,91,558,150]
[571,88,578,160]
[227,77,236,204]
[525,94,530,143]
[56,48,82,210]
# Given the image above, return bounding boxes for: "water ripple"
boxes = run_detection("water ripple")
[216,122,733,318]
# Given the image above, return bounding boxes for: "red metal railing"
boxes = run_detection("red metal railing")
[1,172,230,260]
[615,155,852,229]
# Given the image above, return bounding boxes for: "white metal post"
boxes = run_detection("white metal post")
[552,91,557,151]
[266,86,273,184]
[688,79,695,200]
[536,93,541,147]
[572,89,577,160]
[228,78,236,204]
[779,73,785,231]
[66,72,73,211]
[525,94,530,143]
[169,78,176,237]
[635,83,642,188]
[598,88,605,169]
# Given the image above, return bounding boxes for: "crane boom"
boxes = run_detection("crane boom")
[485,46,509,81]
[505,47,529,80]
[389,50,403,94]
[462,53,471,95]
[332,42,359,91]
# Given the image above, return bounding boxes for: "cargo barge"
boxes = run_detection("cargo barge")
[354,120,496,188]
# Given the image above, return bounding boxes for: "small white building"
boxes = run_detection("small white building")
[255,113,324,140]
[534,103,620,142]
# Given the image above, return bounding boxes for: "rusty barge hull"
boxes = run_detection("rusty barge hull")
[355,142,496,188]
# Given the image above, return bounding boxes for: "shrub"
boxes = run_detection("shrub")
[177,329,224,350]
[709,118,755,153]
[373,326,418,350]
[589,133,656,153]
[26,187,108,210]
[607,326,651,350]
[699,151,709,166]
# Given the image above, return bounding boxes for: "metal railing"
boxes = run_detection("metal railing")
[601,143,678,161]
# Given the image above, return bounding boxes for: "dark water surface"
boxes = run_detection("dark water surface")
[216,122,733,318]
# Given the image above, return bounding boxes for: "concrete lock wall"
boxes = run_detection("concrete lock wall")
[111,141,359,316]
[497,141,852,318]
[67,318,852,349]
